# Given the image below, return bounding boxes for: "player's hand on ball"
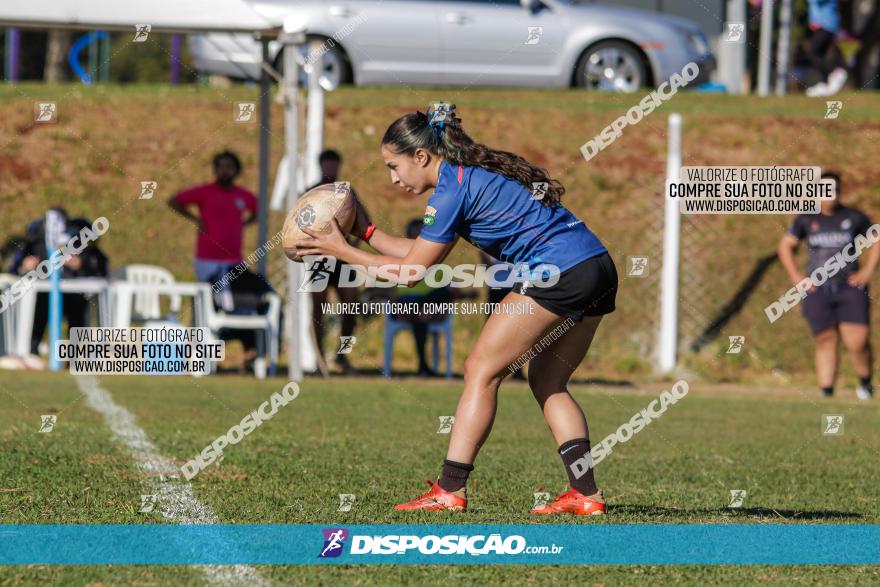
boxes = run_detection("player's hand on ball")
[292,217,350,259]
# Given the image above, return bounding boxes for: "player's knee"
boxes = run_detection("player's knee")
[463,354,502,386]
[814,329,838,346]
[842,337,868,353]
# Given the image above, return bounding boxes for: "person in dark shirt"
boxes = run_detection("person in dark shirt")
[11,213,109,356]
[778,172,878,399]
[804,0,849,96]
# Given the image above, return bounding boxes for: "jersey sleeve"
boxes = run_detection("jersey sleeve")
[175,185,203,207]
[854,210,873,238]
[419,188,466,244]
[787,215,807,240]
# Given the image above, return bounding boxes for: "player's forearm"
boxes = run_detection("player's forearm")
[364,228,415,258]
[339,243,421,285]
[777,245,802,282]
[862,244,880,274]
[168,198,198,224]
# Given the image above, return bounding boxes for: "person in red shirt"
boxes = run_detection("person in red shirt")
[168,151,257,283]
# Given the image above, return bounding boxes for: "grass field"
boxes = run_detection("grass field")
[0,370,877,584]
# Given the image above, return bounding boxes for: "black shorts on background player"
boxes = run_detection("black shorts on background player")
[803,282,870,335]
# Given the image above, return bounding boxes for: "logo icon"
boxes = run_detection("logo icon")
[319,528,348,558]
[627,256,648,277]
[841,218,852,230]
[532,492,551,509]
[525,27,544,45]
[423,205,437,226]
[727,336,745,354]
[725,23,745,43]
[822,414,844,435]
[337,336,356,355]
[333,181,350,194]
[39,415,56,433]
[297,256,338,293]
[35,102,57,123]
[531,182,548,200]
[139,181,157,200]
[338,494,356,512]
[437,416,455,434]
[133,24,151,42]
[139,494,158,513]
[234,102,256,123]
[728,489,746,508]
[824,101,843,119]
[296,204,317,230]
[428,102,452,125]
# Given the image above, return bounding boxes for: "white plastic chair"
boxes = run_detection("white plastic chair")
[113,265,181,322]
[202,292,281,379]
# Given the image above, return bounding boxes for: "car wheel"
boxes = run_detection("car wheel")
[275,38,353,88]
[575,41,647,93]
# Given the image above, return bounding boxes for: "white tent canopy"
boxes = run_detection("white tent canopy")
[0,0,277,33]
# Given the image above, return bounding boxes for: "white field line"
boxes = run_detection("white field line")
[74,375,267,586]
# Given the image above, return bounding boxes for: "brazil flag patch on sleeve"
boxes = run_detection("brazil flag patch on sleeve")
[423,205,437,226]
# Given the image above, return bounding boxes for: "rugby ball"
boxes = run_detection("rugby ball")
[282,182,356,262]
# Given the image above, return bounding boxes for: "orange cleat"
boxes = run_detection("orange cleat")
[530,487,606,516]
[393,480,468,512]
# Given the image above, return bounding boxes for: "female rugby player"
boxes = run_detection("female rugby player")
[291,104,618,515]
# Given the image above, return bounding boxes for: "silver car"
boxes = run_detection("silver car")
[190,0,714,92]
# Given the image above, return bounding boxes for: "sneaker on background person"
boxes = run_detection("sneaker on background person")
[825,67,848,94]
[806,81,831,97]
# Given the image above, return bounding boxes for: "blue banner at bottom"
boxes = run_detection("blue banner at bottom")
[0,524,877,565]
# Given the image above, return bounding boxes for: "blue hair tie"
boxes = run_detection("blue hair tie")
[428,119,445,139]
[427,103,452,140]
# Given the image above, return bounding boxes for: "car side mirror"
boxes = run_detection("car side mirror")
[520,0,544,12]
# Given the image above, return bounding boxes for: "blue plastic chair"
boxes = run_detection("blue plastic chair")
[383,313,453,378]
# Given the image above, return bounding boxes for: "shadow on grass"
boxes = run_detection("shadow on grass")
[609,504,864,521]
[300,368,636,388]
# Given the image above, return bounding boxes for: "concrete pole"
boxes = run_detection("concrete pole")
[658,113,682,373]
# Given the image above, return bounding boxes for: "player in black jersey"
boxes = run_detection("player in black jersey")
[778,172,879,400]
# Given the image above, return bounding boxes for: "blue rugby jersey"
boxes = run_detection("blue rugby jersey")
[419,160,607,274]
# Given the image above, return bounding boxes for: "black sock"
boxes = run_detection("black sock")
[438,459,473,492]
[859,377,872,389]
[821,386,834,396]
[558,438,598,496]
